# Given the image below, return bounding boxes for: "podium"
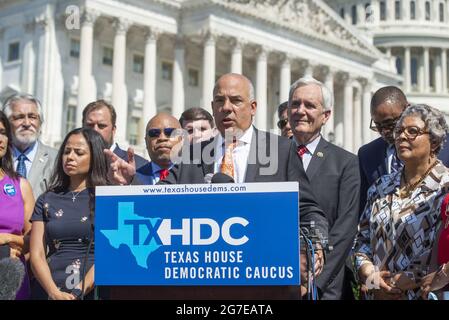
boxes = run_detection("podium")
[95,183,301,300]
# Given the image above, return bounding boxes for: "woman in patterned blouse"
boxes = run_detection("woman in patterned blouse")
[354,104,449,300]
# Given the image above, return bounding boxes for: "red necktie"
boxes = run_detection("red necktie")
[297,145,308,158]
[159,169,169,181]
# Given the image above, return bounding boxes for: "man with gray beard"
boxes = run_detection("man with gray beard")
[2,94,57,199]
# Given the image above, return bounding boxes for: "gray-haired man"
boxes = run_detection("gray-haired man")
[2,94,57,199]
[288,76,360,299]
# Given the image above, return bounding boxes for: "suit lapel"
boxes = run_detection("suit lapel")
[28,142,48,185]
[244,127,260,182]
[201,137,216,176]
[306,138,328,180]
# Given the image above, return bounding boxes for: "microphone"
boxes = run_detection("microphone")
[211,172,235,184]
[0,257,25,300]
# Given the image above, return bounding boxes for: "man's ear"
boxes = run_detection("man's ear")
[250,100,257,116]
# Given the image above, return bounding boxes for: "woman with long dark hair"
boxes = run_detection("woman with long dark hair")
[0,110,35,299]
[30,128,109,299]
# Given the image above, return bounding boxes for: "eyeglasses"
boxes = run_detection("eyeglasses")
[277,119,288,129]
[393,126,429,140]
[147,128,178,138]
[370,117,400,132]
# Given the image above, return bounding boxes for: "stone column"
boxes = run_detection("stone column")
[21,18,36,94]
[255,47,268,131]
[370,0,380,24]
[402,0,410,20]
[202,32,216,112]
[386,0,394,21]
[442,48,448,93]
[435,50,443,93]
[342,73,354,152]
[0,28,3,91]
[141,28,159,146]
[353,85,362,151]
[231,38,243,74]
[404,46,411,92]
[361,79,372,145]
[279,54,291,103]
[424,47,430,92]
[112,18,131,146]
[323,67,335,141]
[77,10,98,126]
[172,35,185,119]
[418,49,425,92]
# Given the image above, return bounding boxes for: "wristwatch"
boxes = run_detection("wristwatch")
[71,288,83,300]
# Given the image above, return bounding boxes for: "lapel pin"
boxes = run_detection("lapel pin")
[317,152,324,158]
[39,157,45,163]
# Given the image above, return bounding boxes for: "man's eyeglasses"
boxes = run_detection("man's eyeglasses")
[147,128,179,138]
[369,117,400,132]
[277,119,288,129]
[393,126,429,140]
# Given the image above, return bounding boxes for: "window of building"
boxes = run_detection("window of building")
[188,68,199,87]
[102,47,113,66]
[128,117,139,146]
[133,54,144,74]
[351,5,357,24]
[70,39,80,58]
[365,3,371,22]
[440,2,445,22]
[410,1,416,20]
[396,57,403,75]
[340,8,345,19]
[425,1,431,20]
[65,105,77,136]
[411,57,418,86]
[161,61,173,81]
[7,41,20,62]
[395,0,401,20]
[380,1,386,21]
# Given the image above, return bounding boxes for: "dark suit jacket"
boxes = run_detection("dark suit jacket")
[358,136,449,217]
[304,138,360,300]
[160,127,328,237]
[113,144,149,171]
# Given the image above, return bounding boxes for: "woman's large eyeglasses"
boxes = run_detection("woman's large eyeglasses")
[369,117,400,132]
[393,126,429,140]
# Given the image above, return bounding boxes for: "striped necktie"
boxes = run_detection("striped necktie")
[16,153,27,178]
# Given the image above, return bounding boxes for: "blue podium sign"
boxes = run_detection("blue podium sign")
[95,182,300,286]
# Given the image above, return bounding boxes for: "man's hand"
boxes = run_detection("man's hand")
[104,147,136,185]
[359,264,403,300]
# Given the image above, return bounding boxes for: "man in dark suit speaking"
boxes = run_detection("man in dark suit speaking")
[105,73,328,298]
[287,76,360,299]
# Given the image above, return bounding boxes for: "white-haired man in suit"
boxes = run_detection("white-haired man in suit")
[2,94,57,199]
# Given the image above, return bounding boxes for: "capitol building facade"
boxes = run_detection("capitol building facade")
[3,0,442,156]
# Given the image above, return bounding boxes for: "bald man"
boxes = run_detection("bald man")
[135,113,183,184]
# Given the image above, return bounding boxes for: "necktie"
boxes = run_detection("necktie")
[297,145,308,159]
[159,169,169,181]
[220,139,236,179]
[390,151,403,174]
[16,154,27,178]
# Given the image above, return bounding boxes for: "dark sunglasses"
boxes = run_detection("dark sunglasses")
[277,119,289,129]
[147,127,178,138]
[369,117,400,132]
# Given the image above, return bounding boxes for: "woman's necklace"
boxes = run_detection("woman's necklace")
[398,160,438,199]
[70,189,84,202]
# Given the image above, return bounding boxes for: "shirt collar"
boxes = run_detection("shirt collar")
[216,125,254,147]
[12,141,38,161]
[293,134,321,155]
[150,162,173,175]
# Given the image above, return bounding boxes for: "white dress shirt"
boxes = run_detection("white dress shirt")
[294,135,321,172]
[213,126,254,183]
[12,141,38,175]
